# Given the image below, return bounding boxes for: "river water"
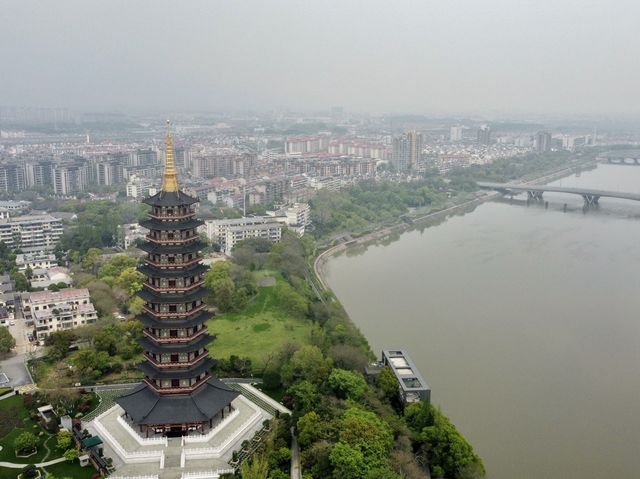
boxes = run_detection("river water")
[324,163,640,479]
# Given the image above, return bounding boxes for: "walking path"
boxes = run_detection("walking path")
[290,427,301,479]
[0,457,67,468]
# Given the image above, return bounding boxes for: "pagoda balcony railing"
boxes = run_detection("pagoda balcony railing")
[145,235,199,245]
[144,279,205,294]
[144,375,209,395]
[144,257,202,269]
[143,350,209,369]
[142,303,207,318]
[143,326,208,344]
[148,212,195,221]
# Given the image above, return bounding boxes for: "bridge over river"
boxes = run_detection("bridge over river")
[478,181,640,206]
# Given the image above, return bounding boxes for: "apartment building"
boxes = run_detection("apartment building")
[201,216,283,254]
[21,288,98,340]
[0,213,63,252]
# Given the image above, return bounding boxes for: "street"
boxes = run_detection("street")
[1,314,37,388]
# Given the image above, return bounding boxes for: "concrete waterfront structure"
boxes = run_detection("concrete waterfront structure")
[381,349,431,404]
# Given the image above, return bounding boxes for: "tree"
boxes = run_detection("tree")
[329,442,366,479]
[239,454,269,479]
[328,368,368,401]
[98,255,137,282]
[113,267,145,296]
[275,282,308,318]
[71,348,110,382]
[12,271,30,292]
[56,430,73,451]
[63,448,79,462]
[93,326,118,356]
[21,464,39,479]
[204,261,237,312]
[45,330,77,361]
[280,345,332,386]
[296,411,324,448]
[338,407,394,473]
[286,380,318,414]
[377,366,401,405]
[420,407,485,479]
[81,248,102,273]
[0,326,16,354]
[14,431,38,454]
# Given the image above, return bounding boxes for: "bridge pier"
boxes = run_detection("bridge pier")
[582,194,600,207]
[527,190,544,201]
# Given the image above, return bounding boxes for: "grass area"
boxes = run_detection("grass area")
[255,383,285,402]
[0,387,13,396]
[0,466,43,479]
[207,274,314,371]
[0,396,50,464]
[43,460,96,479]
[30,354,143,389]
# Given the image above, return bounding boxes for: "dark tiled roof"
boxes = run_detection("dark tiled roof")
[137,286,208,304]
[137,310,214,329]
[138,333,211,354]
[137,357,216,380]
[143,190,199,207]
[114,377,238,425]
[138,241,205,255]
[139,218,204,231]
[138,263,209,278]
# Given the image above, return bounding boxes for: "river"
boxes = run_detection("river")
[324,163,640,479]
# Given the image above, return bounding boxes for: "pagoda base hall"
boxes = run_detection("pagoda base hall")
[83,122,281,479]
[116,377,238,437]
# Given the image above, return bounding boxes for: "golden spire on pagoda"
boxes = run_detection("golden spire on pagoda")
[161,120,179,192]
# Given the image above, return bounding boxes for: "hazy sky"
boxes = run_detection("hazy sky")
[1,0,639,116]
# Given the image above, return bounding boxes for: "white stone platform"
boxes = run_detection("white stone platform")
[88,395,269,479]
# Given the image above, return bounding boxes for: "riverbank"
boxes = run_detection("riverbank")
[313,157,599,291]
[322,162,640,479]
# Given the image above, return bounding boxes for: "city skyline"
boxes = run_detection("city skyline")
[2,0,640,117]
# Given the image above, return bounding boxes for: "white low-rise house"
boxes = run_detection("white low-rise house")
[21,288,98,339]
[200,216,283,254]
[29,266,73,290]
[266,202,311,236]
[16,252,57,272]
[118,223,149,249]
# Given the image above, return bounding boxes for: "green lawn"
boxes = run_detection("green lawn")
[207,275,314,371]
[0,395,52,464]
[43,460,96,479]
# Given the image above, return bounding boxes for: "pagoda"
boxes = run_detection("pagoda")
[116,121,238,437]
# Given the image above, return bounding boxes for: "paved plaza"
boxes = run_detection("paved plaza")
[90,394,269,479]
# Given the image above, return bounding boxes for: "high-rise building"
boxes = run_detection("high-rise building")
[450,125,464,142]
[0,165,26,192]
[535,131,552,152]
[52,162,88,195]
[477,125,491,145]
[392,131,423,172]
[115,122,237,437]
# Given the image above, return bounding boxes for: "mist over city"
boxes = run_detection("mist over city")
[0,2,639,479]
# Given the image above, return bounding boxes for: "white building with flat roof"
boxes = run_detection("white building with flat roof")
[0,213,63,252]
[201,217,283,254]
[16,252,57,272]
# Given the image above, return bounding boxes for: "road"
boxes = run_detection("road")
[1,307,37,388]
